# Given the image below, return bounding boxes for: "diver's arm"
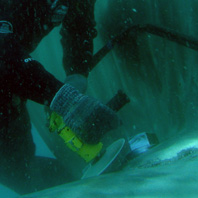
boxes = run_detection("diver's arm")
[0,13,120,144]
[6,56,64,105]
[60,0,97,77]
[0,26,63,105]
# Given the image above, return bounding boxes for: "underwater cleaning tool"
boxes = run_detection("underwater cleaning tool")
[82,138,126,179]
[126,132,159,160]
[135,24,198,51]
[88,24,198,73]
[49,90,130,163]
[82,132,159,179]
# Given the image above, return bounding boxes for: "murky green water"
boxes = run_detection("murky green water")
[2,0,198,197]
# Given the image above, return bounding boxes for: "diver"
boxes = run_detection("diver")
[0,0,120,195]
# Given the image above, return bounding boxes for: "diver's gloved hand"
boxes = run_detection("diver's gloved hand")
[64,74,87,93]
[50,84,121,144]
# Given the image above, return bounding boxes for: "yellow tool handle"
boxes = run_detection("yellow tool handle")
[49,112,103,162]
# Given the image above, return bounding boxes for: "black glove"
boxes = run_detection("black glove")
[50,84,121,144]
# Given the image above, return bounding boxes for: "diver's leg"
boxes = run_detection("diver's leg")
[61,32,94,77]
[60,0,97,77]
[0,101,36,195]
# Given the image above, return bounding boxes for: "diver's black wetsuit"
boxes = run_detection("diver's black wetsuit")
[0,0,96,194]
